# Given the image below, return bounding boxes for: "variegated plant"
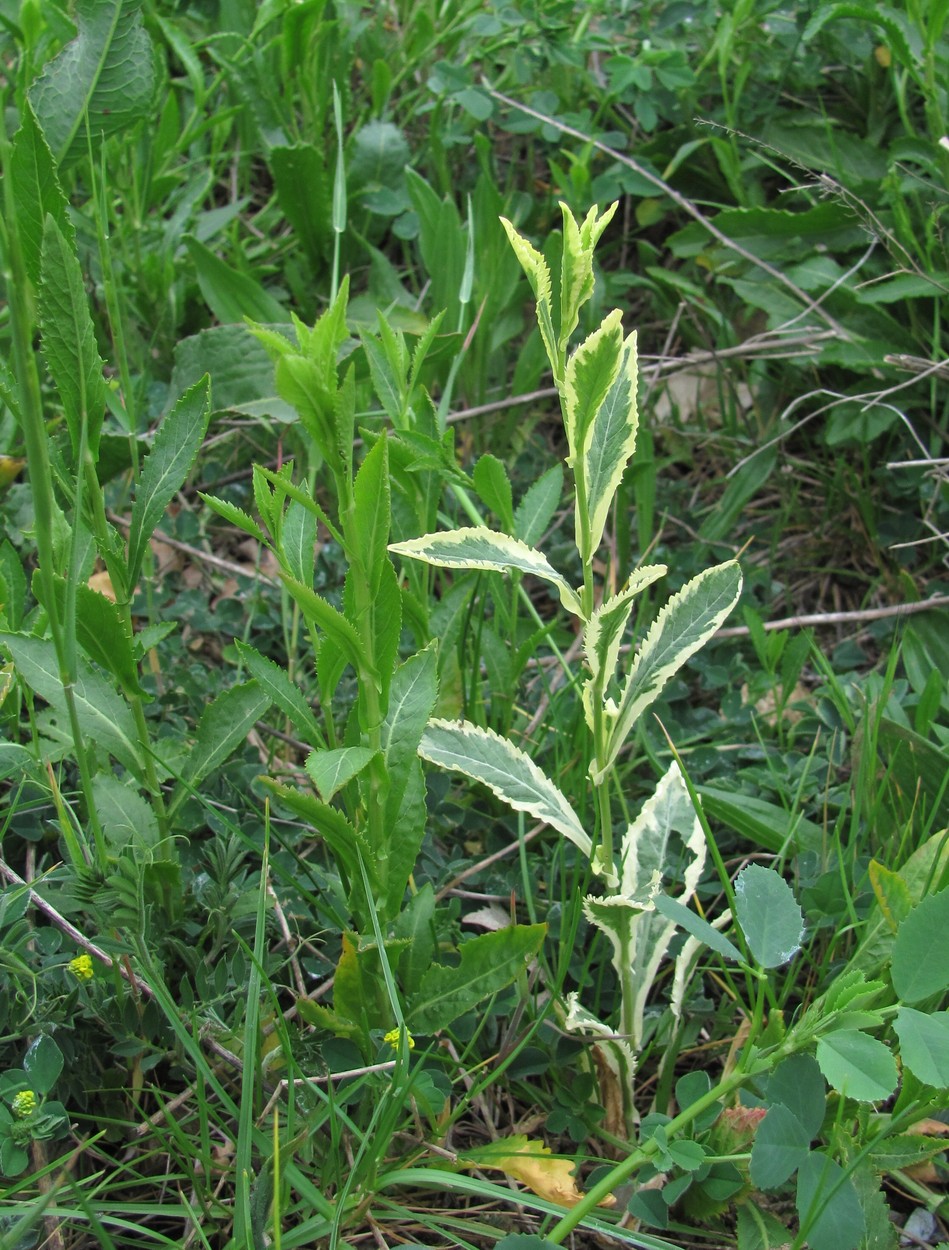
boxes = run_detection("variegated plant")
[390,202,742,1132]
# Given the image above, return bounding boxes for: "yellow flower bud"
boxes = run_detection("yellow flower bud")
[68,954,95,981]
[12,1090,37,1119]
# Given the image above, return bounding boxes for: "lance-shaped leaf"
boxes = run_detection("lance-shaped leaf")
[499,217,558,378]
[10,103,72,288]
[584,565,667,684]
[419,719,590,856]
[305,746,377,803]
[580,330,640,561]
[127,377,212,586]
[175,680,272,797]
[29,0,157,166]
[39,215,108,461]
[559,200,619,357]
[389,528,582,617]
[563,309,624,470]
[234,639,324,748]
[592,560,742,783]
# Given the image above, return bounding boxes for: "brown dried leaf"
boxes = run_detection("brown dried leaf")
[464,1135,616,1208]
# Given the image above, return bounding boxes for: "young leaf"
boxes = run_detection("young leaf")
[419,719,590,855]
[559,200,619,355]
[127,378,212,586]
[39,215,108,461]
[592,560,742,781]
[563,308,624,470]
[305,746,377,803]
[279,574,367,676]
[734,864,804,969]
[893,1008,949,1087]
[890,887,949,1003]
[261,780,372,889]
[29,0,157,166]
[580,330,639,560]
[815,1030,899,1102]
[406,923,546,1034]
[389,528,583,617]
[499,217,558,377]
[200,493,268,545]
[280,499,318,586]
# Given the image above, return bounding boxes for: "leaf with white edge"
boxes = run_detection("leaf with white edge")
[654,894,742,962]
[593,560,742,781]
[890,887,949,1003]
[815,1030,899,1102]
[500,218,558,378]
[893,1008,949,1087]
[305,746,377,803]
[390,529,582,617]
[581,330,639,561]
[734,864,804,969]
[406,923,546,1034]
[128,378,212,586]
[563,309,624,469]
[419,719,590,855]
[620,760,703,898]
[584,565,668,686]
[559,201,618,356]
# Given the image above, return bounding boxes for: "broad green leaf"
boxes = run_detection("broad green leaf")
[736,1203,792,1250]
[699,787,825,855]
[92,774,160,850]
[10,103,72,287]
[815,1031,898,1102]
[172,325,295,421]
[593,560,742,781]
[176,680,271,797]
[2,632,144,777]
[305,746,377,803]
[389,528,582,617]
[29,0,157,165]
[473,454,515,534]
[766,1055,827,1140]
[749,1104,812,1189]
[394,882,436,996]
[893,1008,949,1087]
[559,201,618,356]
[407,923,546,1034]
[563,309,624,469]
[795,1152,864,1250]
[127,378,212,586]
[581,331,639,560]
[419,719,590,855]
[352,434,390,597]
[281,499,317,586]
[890,887,949,1003]
[23,1036,63,1095]
[33,573,144,699]
[500,217,558,378]
[584,565,667,683]
[185,235,288,325]
[652,894,742,962]
[234,640,324,748]
[734,864,804,969]
[270,143,331,265]
[39,215,108,460]
[514,463,563,547]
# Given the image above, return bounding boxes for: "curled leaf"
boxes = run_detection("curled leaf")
[462,1135,616,1209]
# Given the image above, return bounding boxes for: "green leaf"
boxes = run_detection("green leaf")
[407,924,546,1034]
[890,888,949,1003]
[419,719,590,855]
[893,1008,949,1087]
[389,528,582,617]
[305,747,377,803]
[796,1151,864,1250]
[699,787,824,855]
[33,573,144,699]
[281,499,318,586]
[270,143,330,265]
[127,377,212,586]
[176,680,272,797]
[473,454,515,534]
[200,494,268,545]
[652,894,742,962]
[666,1138,707,1172]
[234,640,324,748]
[172,325,295,421]
[23,1035,63,1095]
[594,560,742,781]
[184,235,288,325]
[580,329,639,560]
[584,565,667,683]
[766,1055,827,1139]
[749,1104,812,1189]
[92,774,160,850]
[514,463,563,547]
[28,0,157,166]
[3,632,144,777]
[734,864,803,969]
[261,780,371,888]
[39,215,108,461]
[279,575,367,676]
[815,1031,899,1102]
[10,103,72,288]
[352,434,390,596]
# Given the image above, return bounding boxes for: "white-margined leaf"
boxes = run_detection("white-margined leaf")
[584,564,667,684]
[389,528,582,617]
[419,719,590,855]
[558,201,618,358]
[592,560,742,782]
[581,330,639,561]
[499,218,558,379]
[564,309,624,473]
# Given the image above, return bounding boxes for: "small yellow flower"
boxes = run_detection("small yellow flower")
[383,1027,415,1051]
[68,954,94,981]
[12,1090,37,1119]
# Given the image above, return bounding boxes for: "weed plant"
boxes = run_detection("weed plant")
[0,2,947,1249]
